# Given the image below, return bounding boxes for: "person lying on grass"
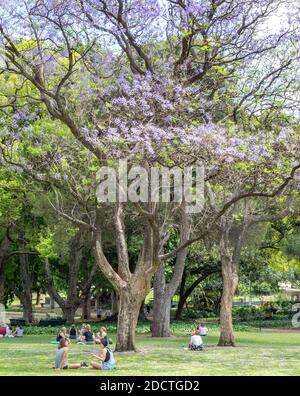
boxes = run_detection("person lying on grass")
[90,338,115,370]
[54,338,88,370]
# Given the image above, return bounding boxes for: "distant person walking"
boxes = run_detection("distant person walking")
[106,308,111,321]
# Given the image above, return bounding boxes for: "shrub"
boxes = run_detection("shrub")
[233,306,262,322]
[182,308,217,320]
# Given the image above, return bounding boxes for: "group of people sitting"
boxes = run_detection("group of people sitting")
[56,324,110,345]
[0,324,24,338]
[54,324,115,371]
[189,323,208,351]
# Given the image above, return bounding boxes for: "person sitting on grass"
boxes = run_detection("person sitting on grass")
[56,327,68,342]
[78,324,94,344]
[54,338,88,370]
[5,325,13,338]
[90,338,115,370]
[13,325,24,337]
[84,325,94,343]
[0,324,7,337]
[189,333,204,351]
[95,326,107,344]
[198,323,208,337]
[80,323,87,336]
[77,324,87,342]
[69,324,77,340]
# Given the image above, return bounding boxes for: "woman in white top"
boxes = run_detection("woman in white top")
[199,323,208,336]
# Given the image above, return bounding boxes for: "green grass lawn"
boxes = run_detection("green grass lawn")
[0,330,299,376]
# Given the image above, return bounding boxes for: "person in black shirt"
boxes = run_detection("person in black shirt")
[84,324,94,344]
[69,324,77,340]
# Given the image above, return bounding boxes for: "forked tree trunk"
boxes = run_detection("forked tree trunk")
[218,259,239,347]
[44,229,84,324]
[94,206,159,352]
[152,252,189,337]
[152,210,190,337]
[45,258,80,323]
[62,305,78,323]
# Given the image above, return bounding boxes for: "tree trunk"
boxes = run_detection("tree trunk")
[45,263,79,322]
[44,229,83,324]
[35,289,41,306]
[0,227,13,305]
[80,257,97,320]
[218,259,239,347]
[62,305,78,323]
[152,209,190,337]
[217,216,248,347]
[116,290,144,352]
[93,208,158,352]
[175,268,187,320]
[0,264,5,306]
[19,250,34,324]
[152,248,189,337]
[175,296,185,321]
[50,296,55,310]
[81,291,91,320]
[152,297,172,337]
[14,290,34,325]
[112,291,119,316]
[22,298,34,324]
[138,301,147,321]
[152,264,172,337]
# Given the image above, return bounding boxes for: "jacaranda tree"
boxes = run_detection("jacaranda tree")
[0,0,300,350]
